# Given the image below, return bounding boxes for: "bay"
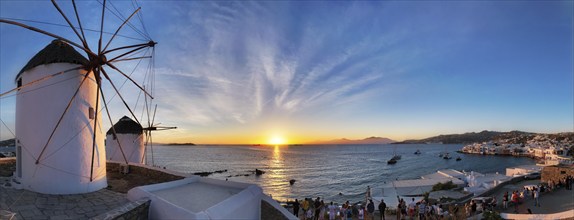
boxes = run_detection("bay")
[149,144,535,203]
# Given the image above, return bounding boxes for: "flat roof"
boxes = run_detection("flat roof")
[438,169,466,178]
[151,182,242,213]
[421,172,449,179]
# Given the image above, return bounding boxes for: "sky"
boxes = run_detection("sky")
[1,1,573,145]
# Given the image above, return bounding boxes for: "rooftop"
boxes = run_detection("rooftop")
[151,182,242,213]
[17,39,88,79]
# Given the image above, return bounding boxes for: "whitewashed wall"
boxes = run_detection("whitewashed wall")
[15,63,107,194]
[105,133,144,164]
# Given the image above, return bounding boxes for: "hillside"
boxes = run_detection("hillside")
[395,130,535,144]
[0,138,15,147]
[308,136,395,145]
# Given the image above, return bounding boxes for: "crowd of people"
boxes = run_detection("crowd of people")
[394,198,458,220]
[287,175,574,219]
[290,197,381,220]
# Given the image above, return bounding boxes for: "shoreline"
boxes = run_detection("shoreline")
[2,156,573,219]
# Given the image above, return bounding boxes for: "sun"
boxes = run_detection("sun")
[268,136,287,145]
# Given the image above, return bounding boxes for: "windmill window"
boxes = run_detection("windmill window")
[17,78,22,89]
[89,107,95,119]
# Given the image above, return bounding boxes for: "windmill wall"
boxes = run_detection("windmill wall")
[15,62,107,194]
[106,133,145,164]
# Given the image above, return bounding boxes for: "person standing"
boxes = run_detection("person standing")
[303,199,310,219]
[470,200,477,215]
[418,200,426,220]
[314,197,322,220]
[503,191,509,209]
[378,199,386,220]
[328,202,337,220]
[340,202,347,220]
[408,198,416,219]
[345,207,353,220]
[533,187,540,207]
[489,197,497,211]
[511,191,519,213]
[400,198,407,219]
[396,200,402,220]
[367,199,375,220]
[319,200,326,220]
[358,205,365,220]
[293,199,301,218]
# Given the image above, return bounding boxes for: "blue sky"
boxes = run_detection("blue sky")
[1,1,573,144]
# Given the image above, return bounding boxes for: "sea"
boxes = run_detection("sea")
[148,144,535,203]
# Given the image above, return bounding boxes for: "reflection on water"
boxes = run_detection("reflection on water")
[265,145,287,199]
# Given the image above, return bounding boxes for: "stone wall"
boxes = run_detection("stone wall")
[106,162,185,180]
[261,200,289,220]
[541,165,574,184]
[91,199,150,220]
[106,162,185,193]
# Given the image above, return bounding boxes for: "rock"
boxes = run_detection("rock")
[192,169,228,177]
[255,169,265,176]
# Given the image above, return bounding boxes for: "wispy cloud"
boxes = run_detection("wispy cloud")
[4,1,570,142]
[150,1,432,130]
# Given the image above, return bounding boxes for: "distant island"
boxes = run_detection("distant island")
[306,130,574,146]
[0,138,15,147]
[394,130,573,145]
[307,136,396,145]
[165,143,196,146]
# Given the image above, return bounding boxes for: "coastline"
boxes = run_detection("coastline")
[2,156,573,219]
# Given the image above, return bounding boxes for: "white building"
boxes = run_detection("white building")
[464,171,511,195]
[105,116,144,164]
[128,175,297,219]
[14,40,107,194]
[506,165,541,177]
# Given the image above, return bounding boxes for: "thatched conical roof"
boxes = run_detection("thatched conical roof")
[16,39,88,80]
[106,116,143,135]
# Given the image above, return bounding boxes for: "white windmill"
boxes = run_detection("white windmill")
[0,0,159,194]
[105,114,175,166]
[106,116,143,164]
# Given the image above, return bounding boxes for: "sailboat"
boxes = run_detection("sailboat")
[388,145,401,164]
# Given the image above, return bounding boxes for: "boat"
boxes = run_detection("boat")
[414,149,421,155]
[443,153,452,159]
[456,157,462,161]
[389,145,401,161]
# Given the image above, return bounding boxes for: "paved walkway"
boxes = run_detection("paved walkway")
[292,179,574,220]
[491,179,574,215]
[0,177,128,220]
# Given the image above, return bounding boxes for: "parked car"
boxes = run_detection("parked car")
[524,172,541,180]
